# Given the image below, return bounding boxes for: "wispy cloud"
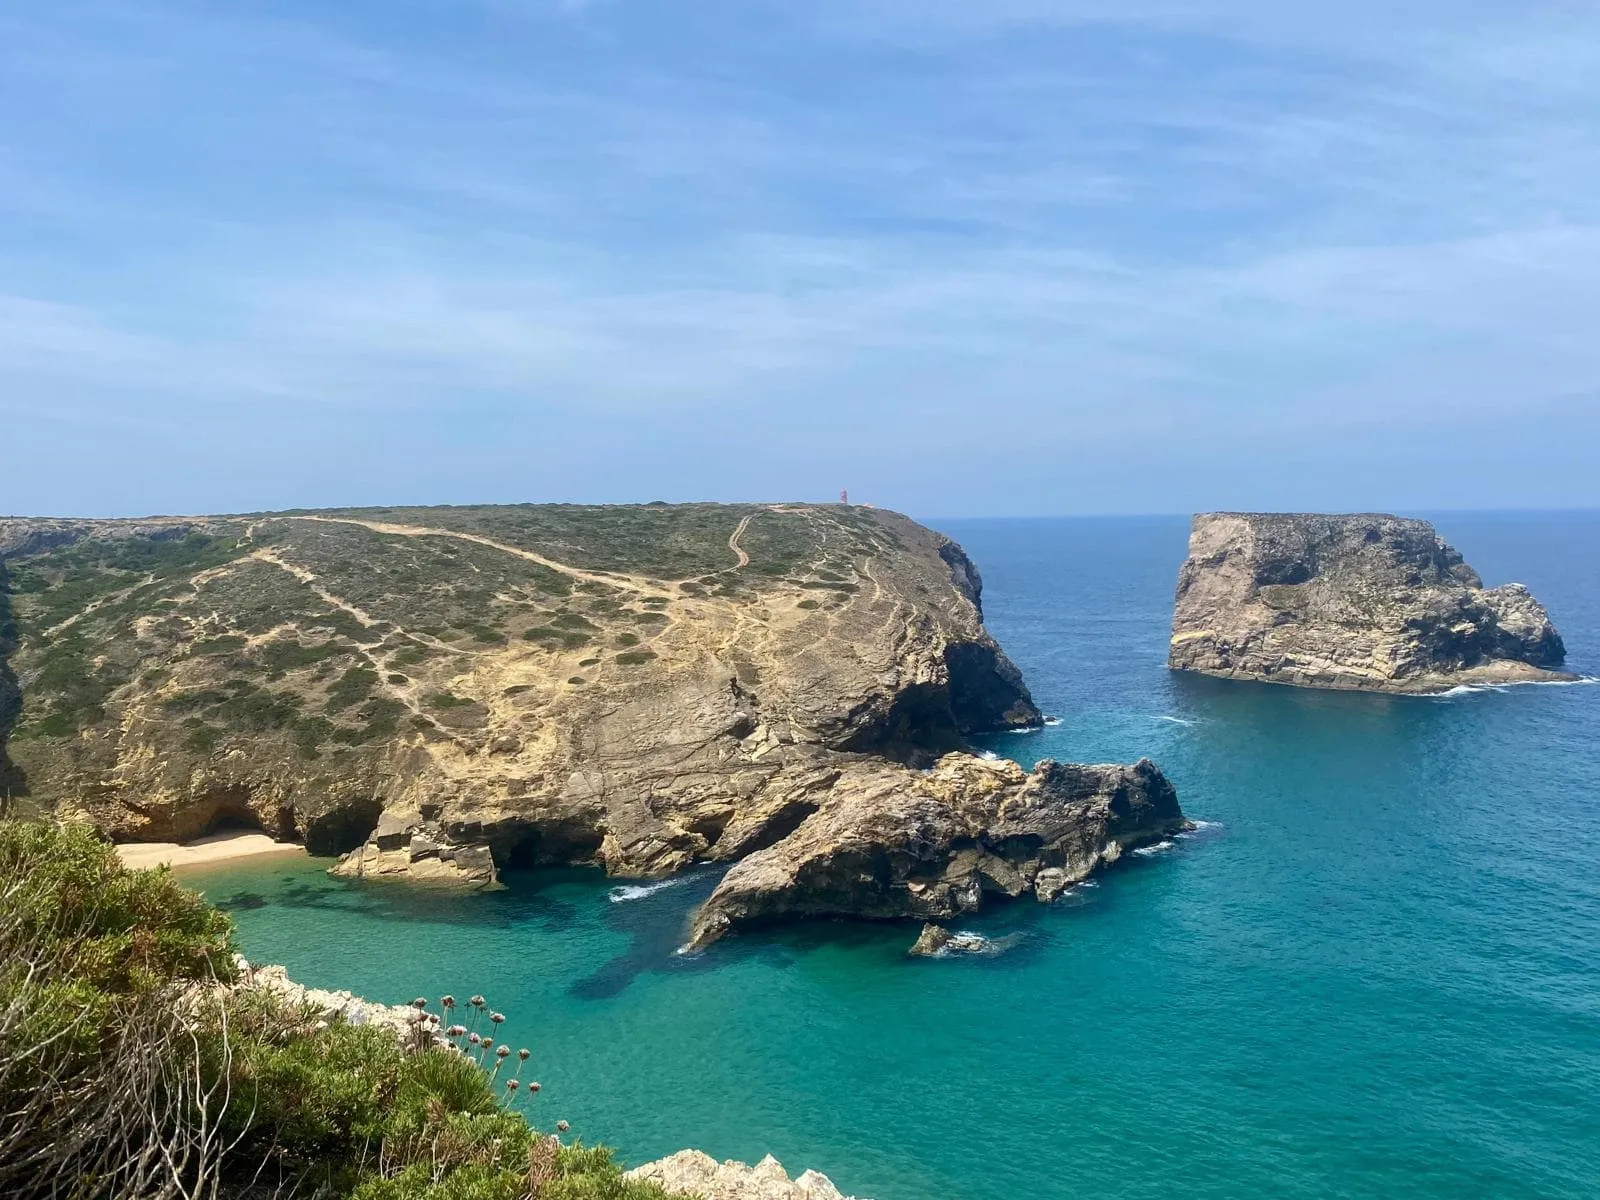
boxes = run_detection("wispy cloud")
[2,0,1598,515]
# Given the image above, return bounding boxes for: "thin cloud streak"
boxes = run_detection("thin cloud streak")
[1,1,1597,514]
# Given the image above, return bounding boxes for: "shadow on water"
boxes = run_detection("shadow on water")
[568,867,728,1000]
[566,838,1210,998]
[209,863,587,934]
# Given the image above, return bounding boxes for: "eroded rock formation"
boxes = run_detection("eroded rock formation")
[3,502,1186,938]
[685,754,1186,950]
[1169,512,1572,693]
[0,505,1036,863]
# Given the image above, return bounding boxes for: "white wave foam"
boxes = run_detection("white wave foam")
[1428,676,1598,698]
[1132,840,1176,857]
[608,878,685,903]
[1177,820,1222,839]
[928,930,1023,958]
[1151,715,1196,726]
[1042,716,1062,726]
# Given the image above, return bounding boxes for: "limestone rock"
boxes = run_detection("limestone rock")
[0,504,1041,888]
[625,1149,862,1200]
[236,960,439,1043]
[909,923,954,956]
[907,922,1015,957]
[331,822,502,890]
[1169,512,1573,693]
[685,754,1186,951]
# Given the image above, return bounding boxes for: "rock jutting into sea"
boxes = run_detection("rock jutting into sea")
[0,501,1182,940]
[1168,512,1573,694]
[685,754,1187,951]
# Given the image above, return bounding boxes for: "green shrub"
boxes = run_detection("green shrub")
[260,638,348,676]
[0,821,236,995]
[0,821,683,1200]
[390,645,430,668]
[326,666,380,713]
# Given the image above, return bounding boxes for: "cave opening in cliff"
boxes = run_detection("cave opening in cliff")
[183,785,290,842]
[839,682,964,766]
[301,799,382,857]
[493,819,605,873]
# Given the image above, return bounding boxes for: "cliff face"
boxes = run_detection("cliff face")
[685,754,1186,951]
[1169,512,1571,693]
[1,504,1057,883]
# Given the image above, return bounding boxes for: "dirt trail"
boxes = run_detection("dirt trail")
[287,515,674,598]
[728,514,754,568]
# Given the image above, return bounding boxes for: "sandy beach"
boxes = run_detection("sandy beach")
[115,831,308,872]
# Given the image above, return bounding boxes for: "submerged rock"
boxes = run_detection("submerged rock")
[908,923,1018,957]
[626,1150,863,1200]
[684,754,1186,951]
[909,923,956,956]
[1169,512,1573,693]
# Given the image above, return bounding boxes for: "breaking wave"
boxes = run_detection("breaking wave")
[609,878,686,903]
[1428,676,1599,699]
[1133,840,1176,857]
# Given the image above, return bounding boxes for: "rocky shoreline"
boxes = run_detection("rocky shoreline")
[234,961,866,1199]
[0,503,1187,945]
[686,754,1187,951]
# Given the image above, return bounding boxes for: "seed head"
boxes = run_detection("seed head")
[496,1045,510,1058]
[490,1012,505,1024]
[529,1082,541,1093]
[556,1121,570,1133]
[518,1048,530,1062]
[412,997,428,1009]
[507,1080,519,1092]
[441,995,456,1009]
[469,1032,481,1045]
[470,995,486,1008]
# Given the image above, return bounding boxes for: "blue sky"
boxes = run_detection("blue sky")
[3,1,1598,517]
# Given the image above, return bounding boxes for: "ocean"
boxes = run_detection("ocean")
[187,511,1600,1200]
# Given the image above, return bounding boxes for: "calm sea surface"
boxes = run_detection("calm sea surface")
[188,512,1600,1200]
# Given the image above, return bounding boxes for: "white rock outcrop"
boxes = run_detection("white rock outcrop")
[627,1150,864,1200]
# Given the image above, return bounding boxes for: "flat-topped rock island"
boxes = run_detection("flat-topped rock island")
[1168,512,1573,693]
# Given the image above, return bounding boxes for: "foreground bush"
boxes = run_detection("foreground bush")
[0,821,680,1200]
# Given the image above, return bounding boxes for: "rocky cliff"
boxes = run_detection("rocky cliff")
[686,754,1185,950]
[1,501,1182,937]
[1168,512,1571,693]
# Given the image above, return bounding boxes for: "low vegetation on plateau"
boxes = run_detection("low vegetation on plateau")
[0,502,914,839]
[0,819,681,1200]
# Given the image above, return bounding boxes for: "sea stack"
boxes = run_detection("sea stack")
[1168,512,1571,693]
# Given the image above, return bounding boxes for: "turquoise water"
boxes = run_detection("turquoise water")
[188,513,1600,1199]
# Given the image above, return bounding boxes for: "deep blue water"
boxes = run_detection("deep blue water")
[190,512,1600,1199]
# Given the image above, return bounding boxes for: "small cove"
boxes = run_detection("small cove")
[190,512,1600,1200]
